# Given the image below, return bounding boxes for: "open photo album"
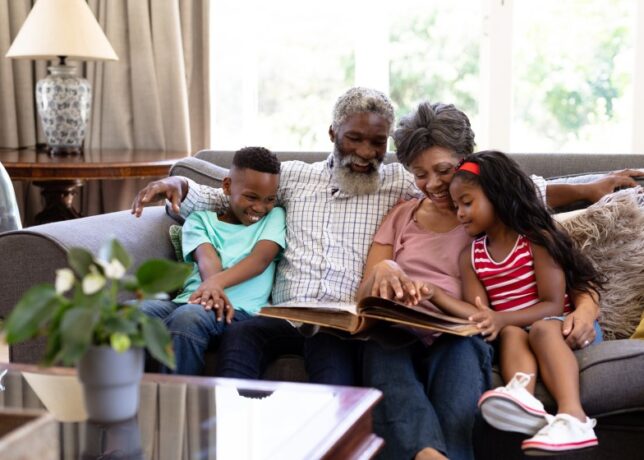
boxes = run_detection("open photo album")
[259,296,480,337]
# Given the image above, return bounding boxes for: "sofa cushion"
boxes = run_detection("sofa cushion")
[491,339,644,417]
[559,188,644,339]
[169,156,228,188]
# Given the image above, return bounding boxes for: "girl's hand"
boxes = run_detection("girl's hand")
[562,308,597,350]
[370,260,422,304]
[469,297,505,341]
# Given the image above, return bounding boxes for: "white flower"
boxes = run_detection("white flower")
[82,266,106,295]
[55,268,75,294]
[98,258,126,280]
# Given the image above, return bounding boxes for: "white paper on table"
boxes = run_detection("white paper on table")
[22,372,87,422]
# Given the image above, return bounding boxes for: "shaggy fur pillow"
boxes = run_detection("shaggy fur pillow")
[559,188,644,340]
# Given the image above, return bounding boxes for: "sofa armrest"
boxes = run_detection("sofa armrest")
[0,206,176,363]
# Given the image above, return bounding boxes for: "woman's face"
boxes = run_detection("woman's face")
[408,146,460,211]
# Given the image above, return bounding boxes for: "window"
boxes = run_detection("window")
[210,0,644,153]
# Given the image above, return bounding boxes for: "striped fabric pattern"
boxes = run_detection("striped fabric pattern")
[472,234,571,313]
[181,154,418,304]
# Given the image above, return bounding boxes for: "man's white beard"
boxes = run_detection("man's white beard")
[332,145,382,196]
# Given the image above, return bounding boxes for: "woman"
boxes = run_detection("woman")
[358,102,601,460]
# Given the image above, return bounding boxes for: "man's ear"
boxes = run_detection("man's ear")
[222,176,232,195]
[328,125,335,142]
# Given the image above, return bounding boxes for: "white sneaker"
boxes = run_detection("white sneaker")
[522,413,598,455]
[478,372,549,435]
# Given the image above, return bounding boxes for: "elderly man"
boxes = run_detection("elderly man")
[132,87,642,385]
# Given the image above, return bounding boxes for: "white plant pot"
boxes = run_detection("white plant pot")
[77,346,144,423]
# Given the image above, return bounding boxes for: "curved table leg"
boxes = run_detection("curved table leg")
[33,180,84,225]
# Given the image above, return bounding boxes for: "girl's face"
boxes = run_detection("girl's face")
[449,176,496,236]
[408,146,460,211]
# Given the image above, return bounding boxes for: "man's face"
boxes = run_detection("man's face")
[329,112,390,195]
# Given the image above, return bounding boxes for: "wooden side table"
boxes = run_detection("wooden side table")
[1,148,189,224]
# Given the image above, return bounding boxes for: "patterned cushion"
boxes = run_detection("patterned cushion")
[559,188,644,340]
[168,224,184,262]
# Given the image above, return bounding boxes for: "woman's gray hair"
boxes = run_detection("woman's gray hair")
[332,87,395,133]
[393,101,475,166]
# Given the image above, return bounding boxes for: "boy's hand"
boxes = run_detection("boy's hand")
[469,297,504,341]
[190,277,234,323]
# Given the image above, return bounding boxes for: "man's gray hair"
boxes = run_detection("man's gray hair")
[332,87,395,133]
[393,101,475,166]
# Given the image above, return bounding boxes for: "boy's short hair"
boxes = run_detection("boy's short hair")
[232,147,280,174]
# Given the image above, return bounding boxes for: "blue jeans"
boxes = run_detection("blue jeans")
[215,316,360,385]
[363,335,493,460]
[139,299,253,375]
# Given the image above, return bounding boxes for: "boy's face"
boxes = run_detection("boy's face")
[222,168,279,226]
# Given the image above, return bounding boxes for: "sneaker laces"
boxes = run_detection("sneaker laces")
[535,413,595,437]
[509,372,534,389]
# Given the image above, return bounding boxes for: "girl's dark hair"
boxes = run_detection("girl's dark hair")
[454,150,603,296]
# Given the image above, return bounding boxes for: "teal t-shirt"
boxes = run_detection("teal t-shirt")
[173,207,286,314]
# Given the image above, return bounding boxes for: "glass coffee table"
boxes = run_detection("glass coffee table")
[0,363,383,459]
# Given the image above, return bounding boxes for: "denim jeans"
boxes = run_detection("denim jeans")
[139,299,253,375]
[215,316,360,385]
[363,335,494,460]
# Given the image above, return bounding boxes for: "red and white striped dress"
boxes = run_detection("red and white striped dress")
[471,234,572,314]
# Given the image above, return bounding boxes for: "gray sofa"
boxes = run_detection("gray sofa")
[2,150,644,459]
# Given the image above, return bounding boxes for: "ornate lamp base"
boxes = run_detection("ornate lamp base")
[36,63,91,156]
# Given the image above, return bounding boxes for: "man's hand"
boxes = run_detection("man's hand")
[189,276,234,323]
[469,297,505,341]
[131,176,189,217]
[370,260,428,305]
[583,169,644,204]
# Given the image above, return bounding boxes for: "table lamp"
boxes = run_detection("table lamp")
[5,0,118,155]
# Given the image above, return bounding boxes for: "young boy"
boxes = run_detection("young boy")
[141,146,285,375]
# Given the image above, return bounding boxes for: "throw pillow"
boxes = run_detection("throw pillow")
[632,310,644,339]
[559,187,644,340]
[169,224,184,262]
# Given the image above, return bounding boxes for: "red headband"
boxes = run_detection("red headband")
[457,161,480,175]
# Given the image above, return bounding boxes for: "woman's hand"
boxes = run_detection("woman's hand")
[469,297,506,341]
[369,260,429,305]
[131,176,189,217]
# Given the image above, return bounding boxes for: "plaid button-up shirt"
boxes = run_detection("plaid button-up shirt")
[181,155,418,304]
[180,154,547,305]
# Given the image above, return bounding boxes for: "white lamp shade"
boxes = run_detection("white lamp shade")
[5,0,118,61]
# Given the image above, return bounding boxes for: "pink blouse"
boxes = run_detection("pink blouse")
[373,198,473,343]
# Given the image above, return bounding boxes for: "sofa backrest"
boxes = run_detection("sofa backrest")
[169,150,644,188]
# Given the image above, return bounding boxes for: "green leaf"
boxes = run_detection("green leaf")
[67,248,95,278]
[99,239,132,270]
[136,259,191,296]
[142,317,176,370]
[42,330,62,366]
[121,275,139,291]
[58,307,100,365]
[101,315,138,336]
[4,285,60,344]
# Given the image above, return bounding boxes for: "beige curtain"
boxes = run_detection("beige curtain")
[0,0,210,224]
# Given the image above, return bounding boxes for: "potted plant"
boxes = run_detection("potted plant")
[2,238,191,423]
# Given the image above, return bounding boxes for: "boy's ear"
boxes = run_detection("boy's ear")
[222,176,232,195]
[328,125,335,142]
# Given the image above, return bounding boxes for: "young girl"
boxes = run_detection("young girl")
[425,150,603,455]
